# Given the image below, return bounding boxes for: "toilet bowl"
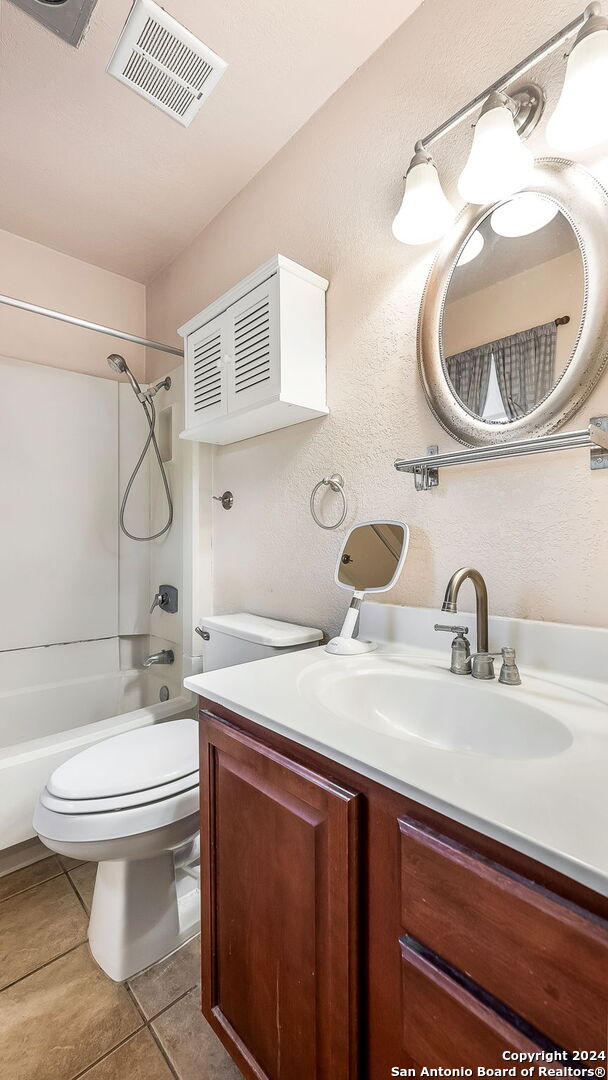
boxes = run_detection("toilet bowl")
[34,718,200,982]
[34,613,323,982]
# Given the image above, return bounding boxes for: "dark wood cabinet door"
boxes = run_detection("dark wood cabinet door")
[199,713,361,1080]
[401,941,547,1067]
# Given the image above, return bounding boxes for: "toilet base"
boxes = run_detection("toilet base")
[88,851,200,981]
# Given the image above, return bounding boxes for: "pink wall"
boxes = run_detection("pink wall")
[146,0,608,632]
[0,229,146,380]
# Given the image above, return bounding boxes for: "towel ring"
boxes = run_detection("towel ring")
[310,474,347,530]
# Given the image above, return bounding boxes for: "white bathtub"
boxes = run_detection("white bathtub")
[0,638,194,849]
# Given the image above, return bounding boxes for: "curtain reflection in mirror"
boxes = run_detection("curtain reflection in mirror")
[446,319,557,419]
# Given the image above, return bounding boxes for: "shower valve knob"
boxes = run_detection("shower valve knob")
[149,585,178,615]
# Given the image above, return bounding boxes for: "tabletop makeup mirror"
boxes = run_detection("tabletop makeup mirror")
[418,160,608,446]
[326,520,409,655]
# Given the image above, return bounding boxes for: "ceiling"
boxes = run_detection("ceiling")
[0,0,422,283]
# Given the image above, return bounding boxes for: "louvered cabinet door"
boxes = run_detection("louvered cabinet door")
[186,314,229,428]
[225,278,279,412]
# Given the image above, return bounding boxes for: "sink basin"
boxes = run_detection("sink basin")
[298,656,573,760]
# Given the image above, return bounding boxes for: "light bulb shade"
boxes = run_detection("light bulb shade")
[458,103,534,204]
[392,159,456,245]
[456,229,484,266]
[546,28,608,151]
[490,193,559,237]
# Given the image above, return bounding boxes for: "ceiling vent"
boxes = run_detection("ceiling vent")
[107,0,228,127]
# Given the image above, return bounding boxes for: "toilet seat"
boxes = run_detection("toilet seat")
[34,783,199,844]
[39,769,199,815]
[33,717,200,845]
[47,717,199,800]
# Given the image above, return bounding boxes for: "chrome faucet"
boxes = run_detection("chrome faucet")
[143,649,174,667]
[441,567,489,653]
[438,569,522,684]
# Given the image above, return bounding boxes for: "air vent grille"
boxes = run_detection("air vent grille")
[193,332,223,413]
[107,0,227,127]
[234,298,271,394]
[137,18,215,92]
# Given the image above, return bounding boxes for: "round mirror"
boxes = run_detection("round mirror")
[443,194,584,424]
[418,160,608,445]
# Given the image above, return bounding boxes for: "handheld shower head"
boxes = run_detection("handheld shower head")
[107,354,143,398]
[107,354,127,374]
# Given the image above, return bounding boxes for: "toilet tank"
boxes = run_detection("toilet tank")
[197,613,323,672]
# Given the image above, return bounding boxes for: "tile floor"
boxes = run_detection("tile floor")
[0,856,243,1080]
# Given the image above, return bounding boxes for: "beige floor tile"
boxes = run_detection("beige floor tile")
[0,837,51,878]
[0,874,88,989]
[129,935,200,1019]
[152,988,243,1080]
[0,943,142,1080]
[0,856,63,902]
[78,1029,174,1079]
[69,863,97,913]
[58,854,85,871]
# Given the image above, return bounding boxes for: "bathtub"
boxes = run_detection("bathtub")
[0,638,194,850]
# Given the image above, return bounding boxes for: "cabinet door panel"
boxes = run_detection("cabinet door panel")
[401,941,546,1067]
[200,715,360,1080]
[226,278,279,412]
[186,313,228,427]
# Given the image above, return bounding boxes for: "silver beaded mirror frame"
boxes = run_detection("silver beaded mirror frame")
[417,159,608,446]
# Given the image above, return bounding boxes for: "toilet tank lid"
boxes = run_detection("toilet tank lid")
[198,613,323,647]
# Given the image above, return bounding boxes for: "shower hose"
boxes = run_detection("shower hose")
[120,396,173,542]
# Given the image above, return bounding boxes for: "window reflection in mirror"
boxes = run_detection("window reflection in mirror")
[441,193,585,423]
[337,522,405,591]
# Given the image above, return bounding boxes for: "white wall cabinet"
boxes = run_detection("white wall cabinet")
[179,255,328,444]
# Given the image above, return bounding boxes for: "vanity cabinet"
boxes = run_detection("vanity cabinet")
[178,255,328,445]
[197,703,608,1080]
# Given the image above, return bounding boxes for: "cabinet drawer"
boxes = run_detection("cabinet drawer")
[401,939,546,1066]
[399,818,608,1050]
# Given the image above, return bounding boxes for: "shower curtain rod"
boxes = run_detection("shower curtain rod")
[0,292,183,358]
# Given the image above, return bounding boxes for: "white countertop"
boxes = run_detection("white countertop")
[185,631,608,897]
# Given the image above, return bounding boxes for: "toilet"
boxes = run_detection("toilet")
[33,614,322,981]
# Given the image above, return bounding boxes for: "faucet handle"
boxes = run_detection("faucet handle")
[150,591,166,615]
[435,625,471,675]
[499,646,522,686]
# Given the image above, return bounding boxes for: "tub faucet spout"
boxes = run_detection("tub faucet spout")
[143,650,174,667]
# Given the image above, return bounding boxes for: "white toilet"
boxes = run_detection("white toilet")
[34,614,322,981]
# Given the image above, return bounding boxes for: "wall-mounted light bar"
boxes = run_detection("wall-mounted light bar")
[393,3,608,245]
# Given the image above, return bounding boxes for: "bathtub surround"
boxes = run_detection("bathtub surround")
[0,356,192,852]
[0,636,191,849]
[0,857,240,1079]
[147,0,608,636]
[1,359,118,652]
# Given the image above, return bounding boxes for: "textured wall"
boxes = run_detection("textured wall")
[147,0,608,635]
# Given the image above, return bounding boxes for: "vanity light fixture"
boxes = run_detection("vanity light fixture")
[392,4,603,246]
[490,193,559,237]
[392,142,456,245]
[457,88,542,204]
[547,2,608,151]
